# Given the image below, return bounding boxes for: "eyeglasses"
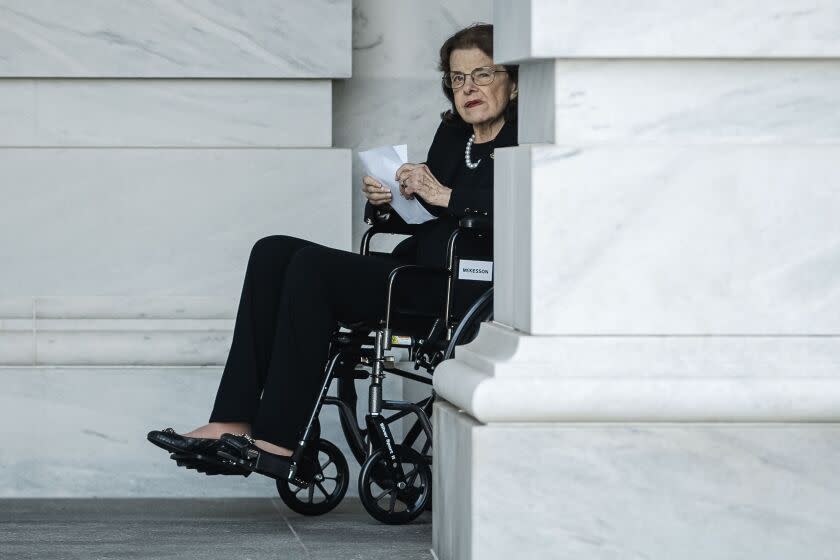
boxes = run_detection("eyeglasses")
[443,66,508,90]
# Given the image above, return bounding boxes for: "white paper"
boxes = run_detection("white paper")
[357,144,436,225]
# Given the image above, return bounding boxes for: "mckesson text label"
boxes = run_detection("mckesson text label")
[458,259,493,281]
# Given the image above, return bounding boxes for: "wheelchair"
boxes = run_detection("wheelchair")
[274,209,494,524]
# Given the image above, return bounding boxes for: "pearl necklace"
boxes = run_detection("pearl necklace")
[465,134,481,169]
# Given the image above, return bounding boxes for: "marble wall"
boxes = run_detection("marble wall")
[0,0,352,368]
[0,0,352,497]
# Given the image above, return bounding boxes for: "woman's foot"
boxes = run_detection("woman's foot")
[184,424,291,456]
[148,422,252,455]
[182,422,252,440]
[253,439,293,457]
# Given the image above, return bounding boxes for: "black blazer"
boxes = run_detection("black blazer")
[364,119,518,267]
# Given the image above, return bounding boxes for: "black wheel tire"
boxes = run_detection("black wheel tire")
[276,439,349,516]
[358,445,431,524]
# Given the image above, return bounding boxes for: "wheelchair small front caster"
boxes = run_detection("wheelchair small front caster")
[276,439,349,516]
[358,444,431,524]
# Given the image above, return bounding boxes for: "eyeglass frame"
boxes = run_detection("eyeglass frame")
[442,66,509,90]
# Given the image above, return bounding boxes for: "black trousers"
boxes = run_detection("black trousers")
[209,235,406,448]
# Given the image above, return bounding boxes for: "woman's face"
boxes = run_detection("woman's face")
[449,47,517,128]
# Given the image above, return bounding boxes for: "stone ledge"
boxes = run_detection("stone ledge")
[0,79,333,147]
[518,59,840,145]
[0,1,351,78]
[434,322,840,423]
[0,298,241,365]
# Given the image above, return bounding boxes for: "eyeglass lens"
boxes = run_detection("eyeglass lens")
[445,67,497,88]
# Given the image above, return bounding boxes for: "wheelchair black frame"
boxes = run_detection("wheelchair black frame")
[285,211,492,485]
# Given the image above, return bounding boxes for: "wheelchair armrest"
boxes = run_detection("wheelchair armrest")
[365,221,422,236]
[458,210,491,231]
[360,221,421,256]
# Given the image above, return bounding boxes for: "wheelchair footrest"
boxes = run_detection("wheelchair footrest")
[170,452,251,477]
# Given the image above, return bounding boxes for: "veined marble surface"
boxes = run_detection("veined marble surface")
[0,148,350,297]
[0,366,403,497]
[434,400,840,560]
[0,0,351,77]
[494,0,840,62]
[0,79,332,147]
[493,145,840,335]
[519,59,840,145]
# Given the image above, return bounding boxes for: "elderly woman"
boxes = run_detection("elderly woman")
[148,23,518,479]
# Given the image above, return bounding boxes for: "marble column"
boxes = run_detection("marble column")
[433,1,840,558]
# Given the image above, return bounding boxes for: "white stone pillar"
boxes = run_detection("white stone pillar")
[433,2,840,558]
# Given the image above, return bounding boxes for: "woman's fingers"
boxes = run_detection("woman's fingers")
[395,164,413,179]
[395,163,422,181]
[362,175,383,189]
[362,182,392,205]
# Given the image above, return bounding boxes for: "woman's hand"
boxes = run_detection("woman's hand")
[395,163,452,208]
[361,175,392,206]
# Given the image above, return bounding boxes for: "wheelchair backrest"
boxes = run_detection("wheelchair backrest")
[446,230,493,327]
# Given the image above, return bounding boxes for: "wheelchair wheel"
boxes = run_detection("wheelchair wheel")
[443,287,493,360]
[276,439,349,516]
[358,444,431,524]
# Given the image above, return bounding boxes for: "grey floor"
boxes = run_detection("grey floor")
[0,498,433,560]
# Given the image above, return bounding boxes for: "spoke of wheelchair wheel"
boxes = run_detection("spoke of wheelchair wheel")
[293,485,304,495]
[404,466,421,488]
[388,490,398,513]
[307,484,315,503]
[320,459,333,470]
[316,481,330,496]
[373,488,392,501]
[402,467,418,479]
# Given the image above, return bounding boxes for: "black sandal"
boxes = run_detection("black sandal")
[148,428,250,476]
[216,434,318,487]
[147,428,218,455]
